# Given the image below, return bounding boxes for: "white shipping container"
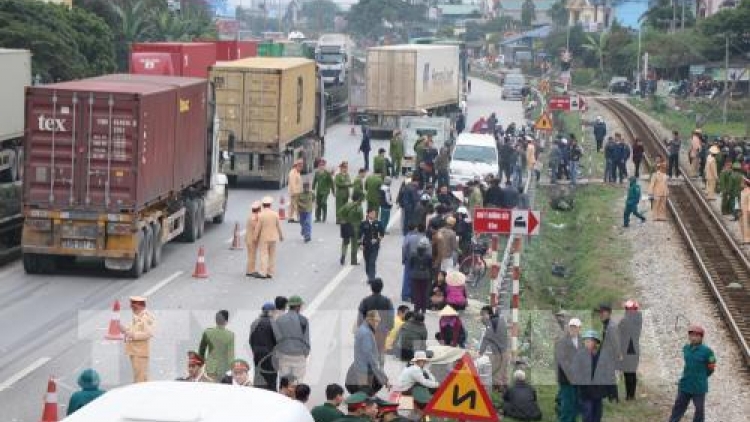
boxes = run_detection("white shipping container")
[366,44,459,113]
[0,49,31,142]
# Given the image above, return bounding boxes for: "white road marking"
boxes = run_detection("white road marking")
[142,271,183,298]
[306,266,354,319]
[0,357,51,392]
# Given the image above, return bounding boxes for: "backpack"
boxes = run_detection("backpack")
[409,251,432,279]
[446,285,467,307]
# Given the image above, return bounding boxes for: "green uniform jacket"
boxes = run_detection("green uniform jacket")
[365,174,383,205]
[311,403,345,422]
[198,327,235,378]
[469,187,483,211]
[313,169,334,197]
[678,343,716,394]
[352,176,365,201]
[298,191,315,212]
[331,416,370,422]
[334,173,352,203]
[390,135,404,159]
[345,201,365,227]
[414,138,426,165]
[373,155,388,176]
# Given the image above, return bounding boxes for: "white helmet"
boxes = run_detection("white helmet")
[457,206,468,215]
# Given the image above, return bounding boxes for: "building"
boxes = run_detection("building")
[35,0,72,6]
[567,0,612,31]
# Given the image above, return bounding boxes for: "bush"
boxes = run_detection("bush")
[572,68,598,87]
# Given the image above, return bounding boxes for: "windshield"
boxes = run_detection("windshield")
[505,76,525,86]
[452,145,496,164]
[317,53,343,64]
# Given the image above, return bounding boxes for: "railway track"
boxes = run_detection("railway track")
[598,98,750,367]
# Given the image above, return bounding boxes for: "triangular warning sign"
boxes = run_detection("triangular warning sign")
[424,353,499,421]
[534,112,553,131]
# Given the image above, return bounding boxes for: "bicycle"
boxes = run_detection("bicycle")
[458,236,489,287]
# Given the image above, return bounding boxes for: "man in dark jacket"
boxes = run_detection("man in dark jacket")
[573,330,610,422]
[499,181,519,208]
[360,209,385,280]
[249,302,278,390]
[502,370,542,421]
[614,134,631,183]
[359,125,371,171]
[357,278,395,363]
[555,318,582,422]
[619,300,643,400]
[596,303,621,402]
[500,139,516,183]
[398,312,428,362]
[398,179,420,235]
[455,112,466,134]
[604,137,617,183]
[484,178,504,207]
[593,116,607,152]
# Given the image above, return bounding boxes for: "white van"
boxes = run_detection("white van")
[449,133,499,187]
[62,381,314,422]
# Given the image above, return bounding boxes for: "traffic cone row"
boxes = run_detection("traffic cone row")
[278,196,286,220]
[104,300,124,340]
[230,222,243,250]
[40,377,58,422]
[192,246,209,278]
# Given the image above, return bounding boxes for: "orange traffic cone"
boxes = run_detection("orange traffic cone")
[350,126,356,136]
[230,222,243,250]
[192,246,209,278]
[40,377,58,422]
[105,300,124,340]
[278,196,286,220]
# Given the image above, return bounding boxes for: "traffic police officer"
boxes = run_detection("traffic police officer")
[334,162,352,224]
[121,296,154,383]
[313,160,335,222]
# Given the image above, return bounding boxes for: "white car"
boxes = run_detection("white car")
[449,133,499,187]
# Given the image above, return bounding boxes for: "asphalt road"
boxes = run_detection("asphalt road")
[0,77,524,421]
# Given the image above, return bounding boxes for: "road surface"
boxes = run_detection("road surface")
[0,77,523,421]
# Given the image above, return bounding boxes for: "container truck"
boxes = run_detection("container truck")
[210,57,326,187]
[22,74,228,277]
[358,44,460,138]
[130,42,217,78]
[315,33,353,86]
[0,49,30,262]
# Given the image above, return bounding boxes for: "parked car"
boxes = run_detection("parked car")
[608,76,632,94]
[449,133,499,187]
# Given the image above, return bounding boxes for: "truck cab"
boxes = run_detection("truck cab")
[399,116,453,175]
[315,34,352,86]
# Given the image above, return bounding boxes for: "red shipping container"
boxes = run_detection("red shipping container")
[130,42,217,78]
[211,40,258,61]
[25,75,208,212]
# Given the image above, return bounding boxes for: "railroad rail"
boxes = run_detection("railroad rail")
[598,98,750,367]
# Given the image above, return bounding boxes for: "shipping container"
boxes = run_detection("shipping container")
[130,42,217,78]
[366,44,460,113]
[209,57,324,186]
[22,74,228,277]
[210,40,258,61]
[258,42,285,57]
[0,48,30,261]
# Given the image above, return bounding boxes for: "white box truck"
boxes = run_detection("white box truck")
[359,44,460,137]
[315,33,353,86]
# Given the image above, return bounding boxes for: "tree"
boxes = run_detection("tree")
[643,30,706,78]
[582,31,608,76]
[347,0,427,40]
[301,0,339,34]
[0,0,116,81]
[699,0,750,61]
[641,0,695,31]
[521,0,536,29]
[547,0,569,28]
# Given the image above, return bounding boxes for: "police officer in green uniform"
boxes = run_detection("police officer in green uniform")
[373,148,390,179]
[374,398,410,422]
[410,385,433,421]
[313,160,335,222]
[365,172,383,218]
[339,192,364,266]
[390,130,405,177]
[352,168,366,205]
[311,384,345,422]
[334,162,352,224]
[331,392,378,422]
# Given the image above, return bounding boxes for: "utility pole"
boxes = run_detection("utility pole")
[671,0,676,33]
[723,33,729,124]
[636,26,641,94]
[681,0,685,31]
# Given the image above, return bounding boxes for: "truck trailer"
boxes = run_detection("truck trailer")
[210,57,325,187]
[22,74,228,277]
[130,42,219,78]
[0,49,30,262]
[359,44,460,138]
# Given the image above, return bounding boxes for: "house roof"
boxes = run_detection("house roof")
[438,4,482,16]
[500,25,553,46]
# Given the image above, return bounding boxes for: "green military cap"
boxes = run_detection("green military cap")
[412,386,432,405]
[288,295,304,307]
[345,391,370,405]
[733,162,743,170]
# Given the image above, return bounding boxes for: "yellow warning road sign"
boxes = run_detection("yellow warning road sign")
[534,111,554,131]
[423,354,499,422]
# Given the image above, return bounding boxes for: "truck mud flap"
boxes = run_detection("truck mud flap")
[105,257,134,271]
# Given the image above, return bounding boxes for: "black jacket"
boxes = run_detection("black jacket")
[499,186,518,208]
[359,219,384,249]
[484,186,504,207]
[572,349,612,400]
[357,293,395,332]
[249,315,277,356]
[503,381,542,421]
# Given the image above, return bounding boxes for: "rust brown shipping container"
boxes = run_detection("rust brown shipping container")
[24,75,208,213]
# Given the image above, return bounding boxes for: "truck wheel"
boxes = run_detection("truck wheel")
[227,175,238,187]
[181,199,199,243]
[151,222,163,268]
[196,199,206,239]
[126,232,145,278]
[23,253,39,274]
[142,225,153,273]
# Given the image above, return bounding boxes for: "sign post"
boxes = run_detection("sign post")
[423,353,499,422]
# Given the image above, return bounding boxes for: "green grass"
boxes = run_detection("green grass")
[496,185,668,422]
[629,97,749,138]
